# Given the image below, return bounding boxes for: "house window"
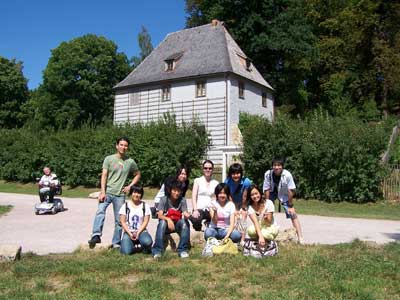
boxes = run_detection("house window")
[129,92,140,106]
[196,80,206,97]
[165,60,174,71]
[262,92,267,108]
[164,52,184,72]
[236,52,252,71]
[238,81,245,99]
[161,85,171,101]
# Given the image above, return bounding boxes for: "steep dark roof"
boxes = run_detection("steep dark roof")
[115,22,272,90]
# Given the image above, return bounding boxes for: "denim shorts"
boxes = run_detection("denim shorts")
[281,201,297,220]
[269,194,297,220]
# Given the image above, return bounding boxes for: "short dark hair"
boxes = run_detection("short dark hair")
[246,184,265,206]
[272,157,285,167]
[129,185,144,198]
[228,163,243,178]
[202,160,214,168]
[116,136,130,145]
[214,183,231,199]
[165,178,183,197]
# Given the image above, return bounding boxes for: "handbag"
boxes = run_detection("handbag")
[201,237,221,257]
[166,208,182,222]
[212,238,238,255]
[242,239,278,258]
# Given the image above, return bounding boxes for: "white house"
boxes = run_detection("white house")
[114,20,274,166]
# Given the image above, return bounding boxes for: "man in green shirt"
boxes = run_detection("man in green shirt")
[88,137,141,248]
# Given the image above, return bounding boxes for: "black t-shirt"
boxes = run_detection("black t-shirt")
[271,172,281,197]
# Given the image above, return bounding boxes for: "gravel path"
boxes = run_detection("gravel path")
[0,192,399,255]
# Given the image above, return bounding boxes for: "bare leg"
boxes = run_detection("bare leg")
[291,217,304,244]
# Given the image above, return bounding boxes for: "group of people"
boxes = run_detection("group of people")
[87,136,304,259]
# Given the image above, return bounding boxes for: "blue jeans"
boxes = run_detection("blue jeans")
[204,227,241,243]
[152,219,190,255]
[91,193,125,245]
[120,231,153,255]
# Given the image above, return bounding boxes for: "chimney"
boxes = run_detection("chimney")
[211,19,219,26]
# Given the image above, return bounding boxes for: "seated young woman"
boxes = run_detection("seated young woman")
[246,184,279,247]
[204,183,241,243]
[119,185,153,255]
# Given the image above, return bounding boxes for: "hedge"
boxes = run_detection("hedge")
[239,111,393,202]
[0,114,209,187]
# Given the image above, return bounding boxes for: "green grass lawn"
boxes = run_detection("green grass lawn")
[0,241,399,300]
[0,205,12,216]
[294,199,400,220]
[0,180,399,220]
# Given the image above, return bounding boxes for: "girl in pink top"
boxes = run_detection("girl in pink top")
[204,183,241,243]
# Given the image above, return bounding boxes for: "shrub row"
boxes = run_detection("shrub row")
[239,111,393,202]
[0,115,209,187]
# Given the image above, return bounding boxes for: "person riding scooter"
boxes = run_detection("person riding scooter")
[38,166,60,203]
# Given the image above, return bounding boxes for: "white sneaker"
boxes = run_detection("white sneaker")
[179,251,189,258]
[298,238,305,245]
[153,253,162,259]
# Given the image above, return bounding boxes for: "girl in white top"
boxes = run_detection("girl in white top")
[204,183,241,243]
[153,166,190,209]
[246,184,279,246]
[119,185,153,254]
[190,160,219,231]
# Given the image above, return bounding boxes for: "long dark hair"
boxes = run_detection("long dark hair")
[175,165,190,197]
[246,184,265,208]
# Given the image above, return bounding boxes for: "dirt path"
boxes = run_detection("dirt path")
[0,192,399,255]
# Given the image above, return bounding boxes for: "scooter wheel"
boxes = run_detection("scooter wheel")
[35,210,39,215]
[51,207,57,215]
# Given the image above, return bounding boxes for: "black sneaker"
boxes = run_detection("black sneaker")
[88,235,101,248]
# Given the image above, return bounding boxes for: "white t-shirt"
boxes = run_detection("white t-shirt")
[209,200,236,229]
[119,201,151,232]
[193,176,219,210]
[248,200,276,225]
[263,169,296,203]
[154,184,166,204]
[39,173,59,186]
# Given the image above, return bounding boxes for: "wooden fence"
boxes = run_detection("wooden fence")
[382,164,400,201]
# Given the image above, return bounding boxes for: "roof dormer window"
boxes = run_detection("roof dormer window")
[245,58,252,71]
[164,51,184,72]
[165,59,174,71]
[236,52,252,72]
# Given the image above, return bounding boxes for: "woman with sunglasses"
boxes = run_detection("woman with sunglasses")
[190,160,219,231]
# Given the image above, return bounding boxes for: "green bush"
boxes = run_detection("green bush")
[239,111,392,202]
[0,115,209,187]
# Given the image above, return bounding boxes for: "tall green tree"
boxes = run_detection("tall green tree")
[131,26,154,69]
[372,0,400,116]
[0,56,29,128]
[25,34,131,129]
[185,0,317,114]
[186,0,400,116]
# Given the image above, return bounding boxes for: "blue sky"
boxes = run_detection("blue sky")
[1,0,187,89]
